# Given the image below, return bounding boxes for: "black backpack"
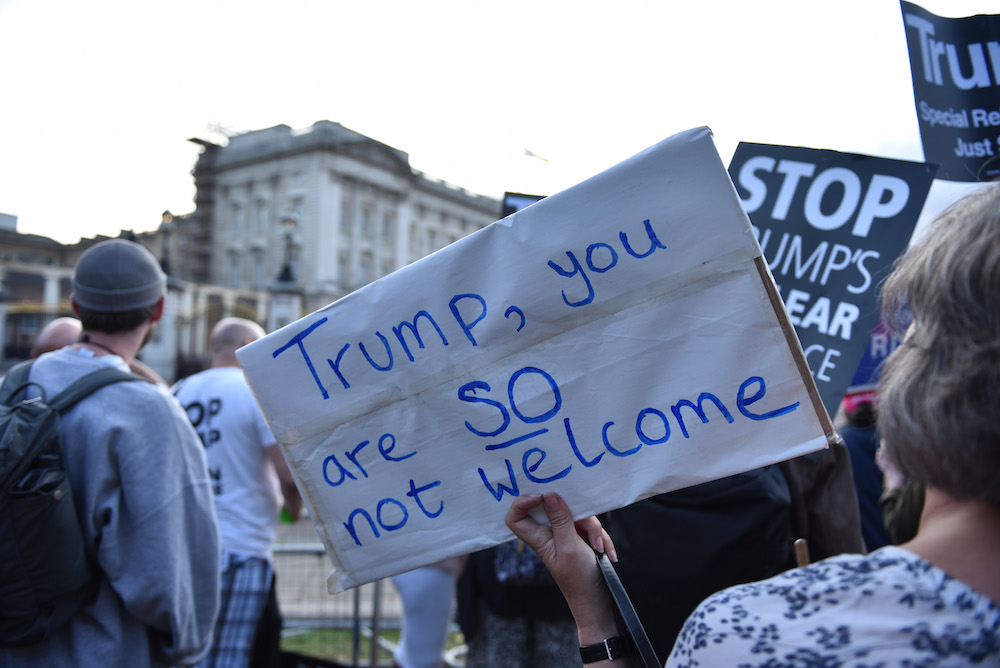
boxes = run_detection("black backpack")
[0,359,140,647]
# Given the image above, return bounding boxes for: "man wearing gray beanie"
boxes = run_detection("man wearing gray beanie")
[0,239,221,668]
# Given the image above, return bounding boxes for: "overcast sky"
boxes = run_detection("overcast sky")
[0,0,994,243]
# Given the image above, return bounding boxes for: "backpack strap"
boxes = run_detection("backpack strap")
[0,360,35,404]
[49,366,143,413]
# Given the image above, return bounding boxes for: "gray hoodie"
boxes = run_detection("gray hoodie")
[0,347,220,668]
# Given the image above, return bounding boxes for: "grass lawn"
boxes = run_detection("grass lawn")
[282,627,466,666]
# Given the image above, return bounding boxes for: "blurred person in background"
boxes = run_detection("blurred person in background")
[173,317,302,668]
[839,392,891,551]
[29,315,167,385]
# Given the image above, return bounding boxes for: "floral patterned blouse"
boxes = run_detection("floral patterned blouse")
[667,546,999,667]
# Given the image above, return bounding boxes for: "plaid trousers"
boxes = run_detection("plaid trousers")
[196,552,274,668]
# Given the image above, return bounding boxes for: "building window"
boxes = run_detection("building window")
[253,253,264,288]
[229,254,240,287]
[426,229,437,255]
[256,200,269,232]
[381,212,394,241]
[338,251,348,286]
[359,252,373,286]
[231,203,244,233]
[340,201,352,235]
[361,206,373,238]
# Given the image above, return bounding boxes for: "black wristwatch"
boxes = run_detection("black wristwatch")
[579,636,630,663]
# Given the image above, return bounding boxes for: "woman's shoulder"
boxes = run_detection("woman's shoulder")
[667,546,999,666]
[695,546,994,619]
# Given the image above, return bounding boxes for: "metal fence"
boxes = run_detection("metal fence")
[273,519,465,668]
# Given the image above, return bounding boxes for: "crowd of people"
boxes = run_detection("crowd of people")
[2,182,998,667]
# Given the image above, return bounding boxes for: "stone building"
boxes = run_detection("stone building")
[0,227,83,359]
[0,224,271,379]
[176,121,501,318]
[1,121,502,380]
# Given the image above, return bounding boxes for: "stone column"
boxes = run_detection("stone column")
[267,290,303,333]
[395,198,411,271]
[192,291,208,357]
[42,270,62,317]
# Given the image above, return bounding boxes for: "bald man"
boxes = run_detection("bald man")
[172,317,302,668]
[29,317,83,358]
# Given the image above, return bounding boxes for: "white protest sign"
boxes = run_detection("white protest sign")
[237,127,833,592]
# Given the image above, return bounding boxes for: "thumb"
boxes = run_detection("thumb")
[542,493,579,544]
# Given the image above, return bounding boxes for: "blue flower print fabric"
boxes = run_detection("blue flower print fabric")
[668,546,999,667]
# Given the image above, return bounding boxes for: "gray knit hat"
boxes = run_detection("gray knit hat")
[72,239,167,312]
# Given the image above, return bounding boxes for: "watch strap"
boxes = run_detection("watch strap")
[579,635,629,663]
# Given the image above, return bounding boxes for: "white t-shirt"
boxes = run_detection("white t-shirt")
[173,366,281,559]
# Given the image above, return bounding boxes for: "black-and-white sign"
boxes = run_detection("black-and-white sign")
[901,1,1000,181]
[729,142,936,415]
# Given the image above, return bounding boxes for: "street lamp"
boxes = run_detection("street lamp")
[277,215,297,283]
[160,210,174,276]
